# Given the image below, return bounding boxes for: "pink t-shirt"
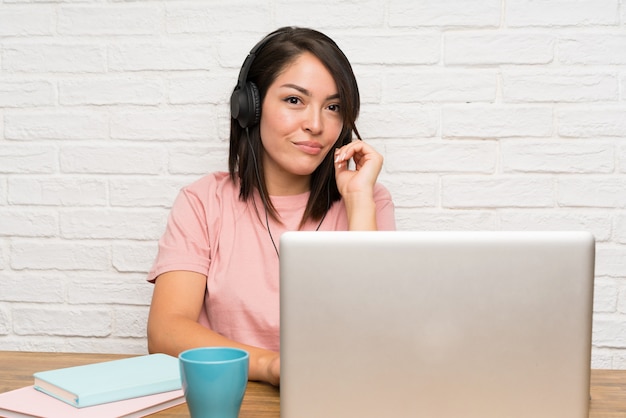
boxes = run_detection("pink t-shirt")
[147,172,395,352]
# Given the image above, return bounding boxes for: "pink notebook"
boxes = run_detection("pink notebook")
[0,385,184,418]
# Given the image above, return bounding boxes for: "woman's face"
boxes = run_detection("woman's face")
[259,51,343,195]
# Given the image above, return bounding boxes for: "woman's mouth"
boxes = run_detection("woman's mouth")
[293,141,323,155]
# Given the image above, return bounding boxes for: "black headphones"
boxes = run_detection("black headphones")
[230,32,284,129]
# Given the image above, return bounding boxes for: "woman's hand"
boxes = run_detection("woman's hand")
[333,140,383,230]
[259,353,280,386]
[334,140,383,198]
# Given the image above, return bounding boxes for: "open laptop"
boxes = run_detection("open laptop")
[279,231,595,418]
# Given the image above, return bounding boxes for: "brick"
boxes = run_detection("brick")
[3,43,106,73]
[13,307,111,337]
[0,307,9,335]
[2,273,64,303]
[10,239,109,271]
[596,246,626,278]
[58,5,160,35]
[380,175,437,208]
[68,276,153,306]
[498,210,612,241]
[614,214,626,244]
[395,209,497,231]
[502,70,618,102]
[113,307,150,337]
[341,33,441,65]
[1,241,6,269]
[4,110,108,140]
[110,110,216,141]
[619,288,626,314]
[506,0,618,26]
[109,177,188,207]
[60,209,166,240]
[0,209,57,237]
[591,348,615,369]
[620,145,626,173]
[558,108,626,138]
[216,107,233,142]
[66,338,147,355]
[0,5,54,36]
[0,80,55,107]
[594,279,619,313]
[501,140,614,173]
[385,70,497,103]
[168,146,229,175]
[0,239,6,270]
[610,350,626,369]
[593,314,626,347]
[168,74,233,105]
[8,177,107,206]
[359,105,439,138]
[60,146,165,175]
[217,34,265,69]
[389,0,501,27]
[166,2,270,34]
[443,105,553,138]
[60,76,163,106]
[0,337,67,353]
[0,144,56,174]
[558,177,626,208]
[112,242,159,273]
[386,140,497,174]
[559,34,626,65]
[445,32,554,65]
[354,71,383,104]
[275,1,384,29]
[0,178,6,205]
[442,176,554,208]
[108,42,213,71]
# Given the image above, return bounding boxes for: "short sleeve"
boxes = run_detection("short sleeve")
[147,186,212,282]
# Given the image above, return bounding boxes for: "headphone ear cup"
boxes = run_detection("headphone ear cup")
[248,82,261,127]
[230,82,261,129]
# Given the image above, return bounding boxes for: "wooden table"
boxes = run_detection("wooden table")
[0,351,278,417]
[1,351,625,417]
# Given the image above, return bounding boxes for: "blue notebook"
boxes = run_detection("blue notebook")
[33,354,181,408]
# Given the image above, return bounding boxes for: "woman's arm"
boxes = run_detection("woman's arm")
[334,140,384,231]
[147,270,280,386]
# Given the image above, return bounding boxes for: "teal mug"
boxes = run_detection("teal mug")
[179,347,249,418]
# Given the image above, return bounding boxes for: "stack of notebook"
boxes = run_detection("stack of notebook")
[0,354,185,418]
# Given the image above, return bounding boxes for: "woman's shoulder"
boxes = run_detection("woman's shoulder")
[182,171,237,196]
[172,172,243,214]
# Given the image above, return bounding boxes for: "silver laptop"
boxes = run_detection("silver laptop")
[279,231,595,418]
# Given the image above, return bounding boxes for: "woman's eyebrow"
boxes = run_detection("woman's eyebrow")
[280,83,340,100]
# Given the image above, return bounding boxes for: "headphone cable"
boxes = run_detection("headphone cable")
[246,128,280,258]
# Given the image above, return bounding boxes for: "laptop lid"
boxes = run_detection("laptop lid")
[279,231,595,418]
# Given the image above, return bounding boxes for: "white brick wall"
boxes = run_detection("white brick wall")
[1,0,625,369]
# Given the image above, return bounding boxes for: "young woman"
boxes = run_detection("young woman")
[146,27,395,386]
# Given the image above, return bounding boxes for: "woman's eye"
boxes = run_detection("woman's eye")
[328,104,340,112]
[285,96,301,105]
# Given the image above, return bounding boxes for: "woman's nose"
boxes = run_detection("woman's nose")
[303,107,323,134]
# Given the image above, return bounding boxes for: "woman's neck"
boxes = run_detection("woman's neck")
[264,171,310,196]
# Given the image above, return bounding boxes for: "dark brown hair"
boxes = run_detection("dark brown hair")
[228,26,361,226]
